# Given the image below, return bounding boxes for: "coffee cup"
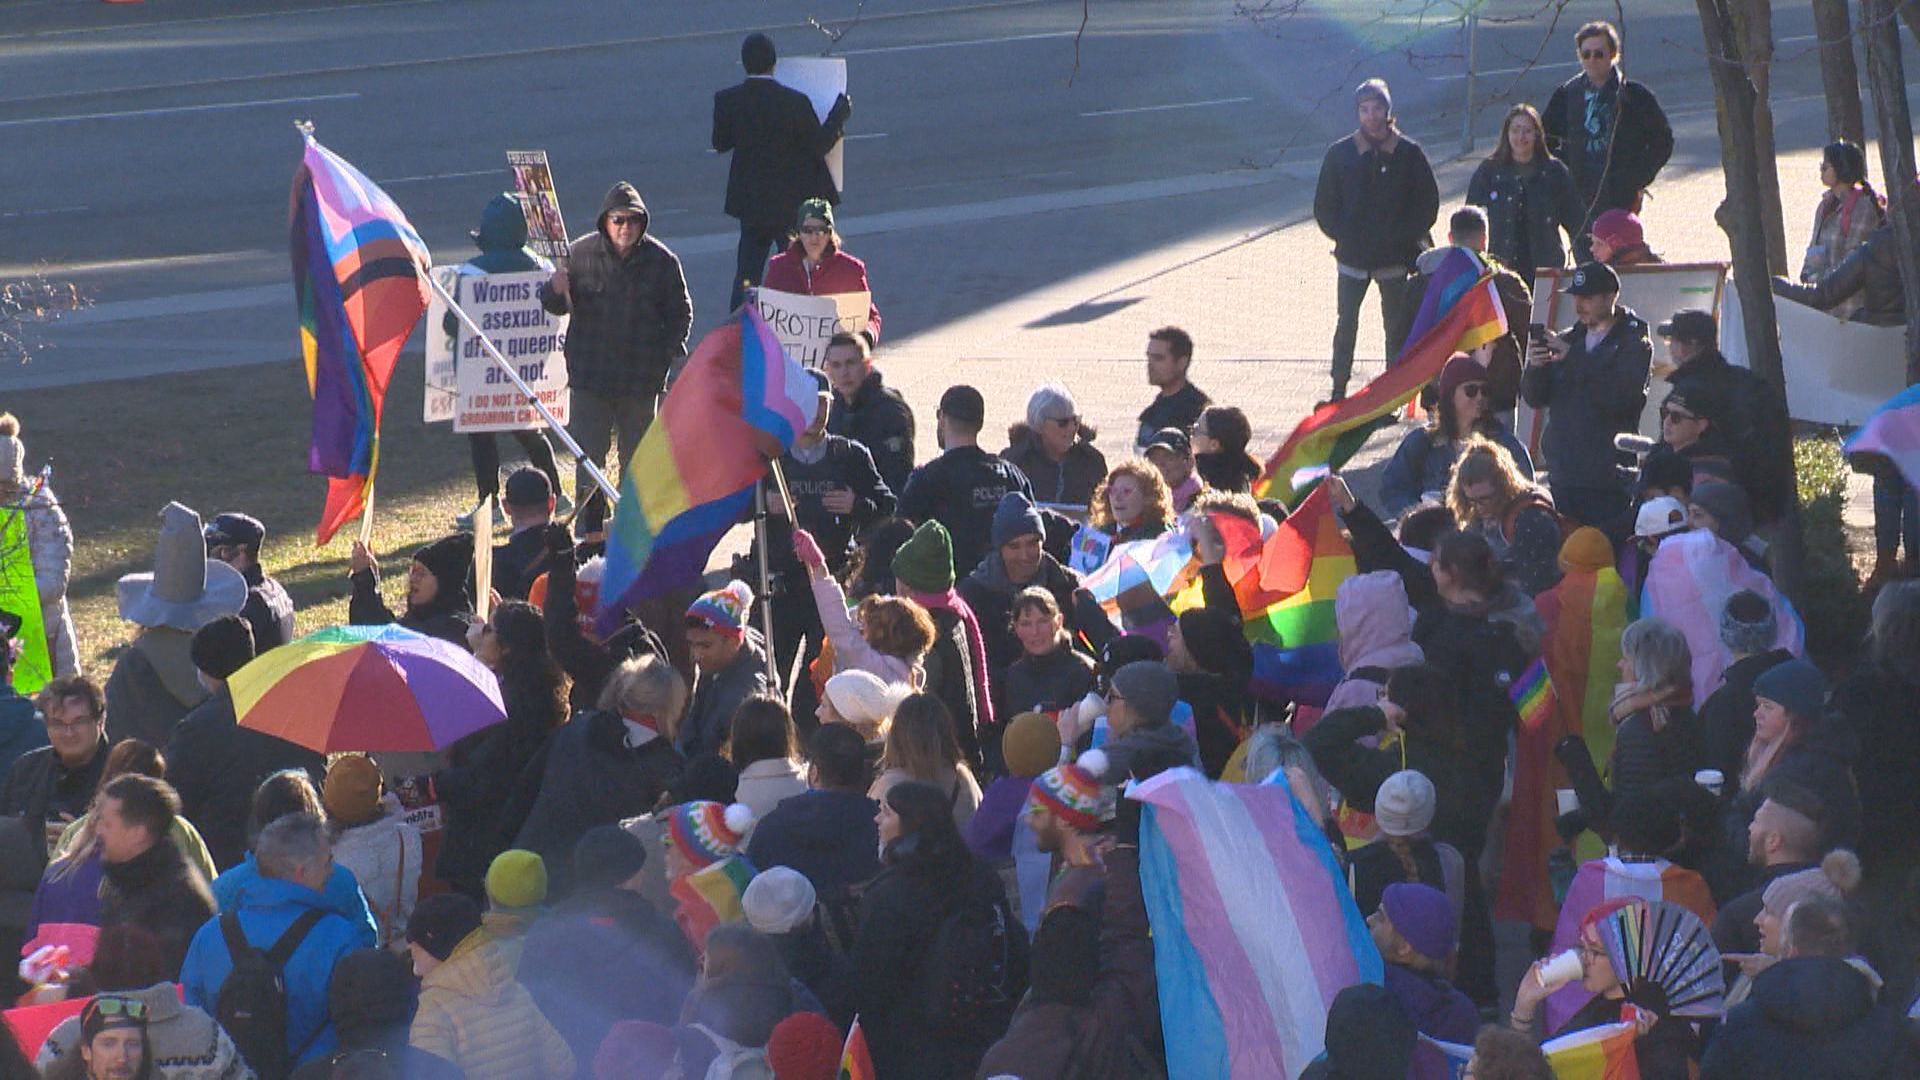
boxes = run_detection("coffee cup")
[1694,769,1725,796]
[1555,789,1579,816]
[1535,949,1585,992]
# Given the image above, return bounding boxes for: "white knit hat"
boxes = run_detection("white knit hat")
[0,414,24,490]
[823,671,910,729]
[742,866,817,935]
[1374,770,1436,838]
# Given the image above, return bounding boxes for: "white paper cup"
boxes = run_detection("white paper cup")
[1694,769,1725,796]
[1555,789,1579,816]
[1535,949,1585,992]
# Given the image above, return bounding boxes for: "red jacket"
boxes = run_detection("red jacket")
[762,245,882,343]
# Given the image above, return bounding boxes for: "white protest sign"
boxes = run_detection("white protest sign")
[423,266,462,423]
[1723,286,1906,427]
[776,57,848,192]
[1518,262,1727,455]
[755,287,870,367]
[450,270,572,433]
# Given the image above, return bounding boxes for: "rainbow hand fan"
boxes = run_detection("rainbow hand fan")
[1592,898,1725,1018]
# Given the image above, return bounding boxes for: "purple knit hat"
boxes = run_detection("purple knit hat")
[1382,882,1456,963]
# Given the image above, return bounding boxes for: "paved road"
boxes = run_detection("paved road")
[0,0,1830,389]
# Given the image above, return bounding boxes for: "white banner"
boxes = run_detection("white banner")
[449,270,571,433]
[1723,286,1907,427]
[777,57,848,193]
[1518,262,1728,455]
[424,266,462,423]
[755,287,870,368]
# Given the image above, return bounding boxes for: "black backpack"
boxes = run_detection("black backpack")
[914,891,1019,1042]
[215,908,327,1080]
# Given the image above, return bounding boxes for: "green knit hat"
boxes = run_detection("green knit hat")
[891,520,954,592]
[795,198,834,230]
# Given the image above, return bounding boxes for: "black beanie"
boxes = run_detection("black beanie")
[191,614,256,679]
[328,948,418,1034]
[406,892,481,962]
[413,534,474,605]
[572,824,649,894]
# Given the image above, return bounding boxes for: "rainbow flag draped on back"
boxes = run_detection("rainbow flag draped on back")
[1424,1022,1639,1079]
[1847,381,1920,491]
[1134,767,1382,1078]
[289,130,431,544]
[1499,557,1629,926]
[1248,487,1353,706]
[598,306,816,634]
[1255,262,1508,508]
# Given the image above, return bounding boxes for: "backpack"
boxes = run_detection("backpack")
[1500,491,1577,547]
[913,889,1019,1042]
[215,908,327,1080]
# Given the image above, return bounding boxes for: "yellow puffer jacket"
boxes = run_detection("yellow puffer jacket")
[411,929,575,1080]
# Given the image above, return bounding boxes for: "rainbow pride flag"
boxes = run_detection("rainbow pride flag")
[1424,1021,1638,1079]
[289,130,431,544]
[1248,487,1353,706]
[598,306,816,634]
[670,855,756,960]
[1079,528,1199,645]
[1255,269,1508,508]
[1847,381,1920,492]
[838,1017,876,1080]
[1135,767,1382,1077]
[1509,657,1556,730]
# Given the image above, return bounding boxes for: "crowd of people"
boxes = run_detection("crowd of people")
[1,18,1918,1080]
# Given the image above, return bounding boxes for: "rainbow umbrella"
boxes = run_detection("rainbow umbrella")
[231,624,505,752]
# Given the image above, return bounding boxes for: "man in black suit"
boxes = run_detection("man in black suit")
[714,32,851,311]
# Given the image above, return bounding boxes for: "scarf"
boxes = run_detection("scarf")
[901,585,996,733]
[1608,683,1689,733]
[1741,724,1798,793]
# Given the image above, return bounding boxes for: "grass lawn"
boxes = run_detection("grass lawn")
[12,353,536,672]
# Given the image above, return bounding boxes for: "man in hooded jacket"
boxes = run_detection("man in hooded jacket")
[539,182,692,533]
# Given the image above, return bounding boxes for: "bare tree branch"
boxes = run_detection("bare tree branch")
[0,275,89,366]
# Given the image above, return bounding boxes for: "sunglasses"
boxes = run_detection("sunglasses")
[797,225,829,236]
[1579,48,1611,60]
[1458,383,1485,400]
[1659,408,1700,423]
[606,214,642,227]
[85,997,148,1023]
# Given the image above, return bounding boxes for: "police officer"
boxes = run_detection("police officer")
[899,385,1034,577]
[203,513,295,651]
[761,384,894,725]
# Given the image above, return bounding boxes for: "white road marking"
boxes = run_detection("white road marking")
[380,168,503,186]
[0,205,89,220]
[1429,60,1578,82]
[1080,96,1253,118]
[844,132,890,141]
[838,30,1077,56]
[0,92,359,129]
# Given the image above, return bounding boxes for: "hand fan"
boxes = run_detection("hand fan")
[1592,898,1725,1018]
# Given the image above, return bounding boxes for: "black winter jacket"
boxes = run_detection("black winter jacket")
[1003,648,1096,716]
[1701,957,1912,1079]
[347,570,473,648]
[0,739,107,839]
[762,435,894,581]
[1467,156,1585,275]
[1697,650,1792,786]
[713,77,847,230]
[900,448,1033,580]
[541,535,669,711]
[1543,70,1674,216]
[1000,426,1108,508]
[1313,130,1439,272]
[514,712,685,889]
[431,703,554,898]
[745,788,882,901]
[538,184,692,398]
[1304,705,1473,857]
[1521,310,1652,490]
[99,838,216,976]
[828,371,916,496]
[1828,662,1920,885]
[1665,348,1793,523]
[1609,702,1706,802]
[164,688,325,871]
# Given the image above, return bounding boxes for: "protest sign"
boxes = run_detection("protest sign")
[423,265,461,423]
[775,58,848,192]
[1723,286,1906,427]
[755,287,870,367]
[507,150,571,263]
[448,270,571,434]
[1519,262,1727,455]
[0,509,50,695]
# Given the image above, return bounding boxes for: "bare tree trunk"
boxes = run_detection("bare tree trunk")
[1861,0,1920,382]
[1694,0,1805,596]
[1728,0,1789,274]
[1812,0,1867,143]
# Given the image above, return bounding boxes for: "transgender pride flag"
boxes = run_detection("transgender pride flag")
[1133,768,1382,1079]
[1848,382,1920,492]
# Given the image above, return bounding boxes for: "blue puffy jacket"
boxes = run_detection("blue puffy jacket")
[181,874,367,1067]
[212,853,378,949]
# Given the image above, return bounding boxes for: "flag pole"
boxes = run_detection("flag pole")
[425,272,620,506]
[753,481,779,687]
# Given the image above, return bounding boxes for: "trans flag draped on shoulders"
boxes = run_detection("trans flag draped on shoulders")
[1256,251,1507,509]
[596,306,816,635]
[289,129,431,544]
[1133,767,1382,1079]
[1848,381,1920,492]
